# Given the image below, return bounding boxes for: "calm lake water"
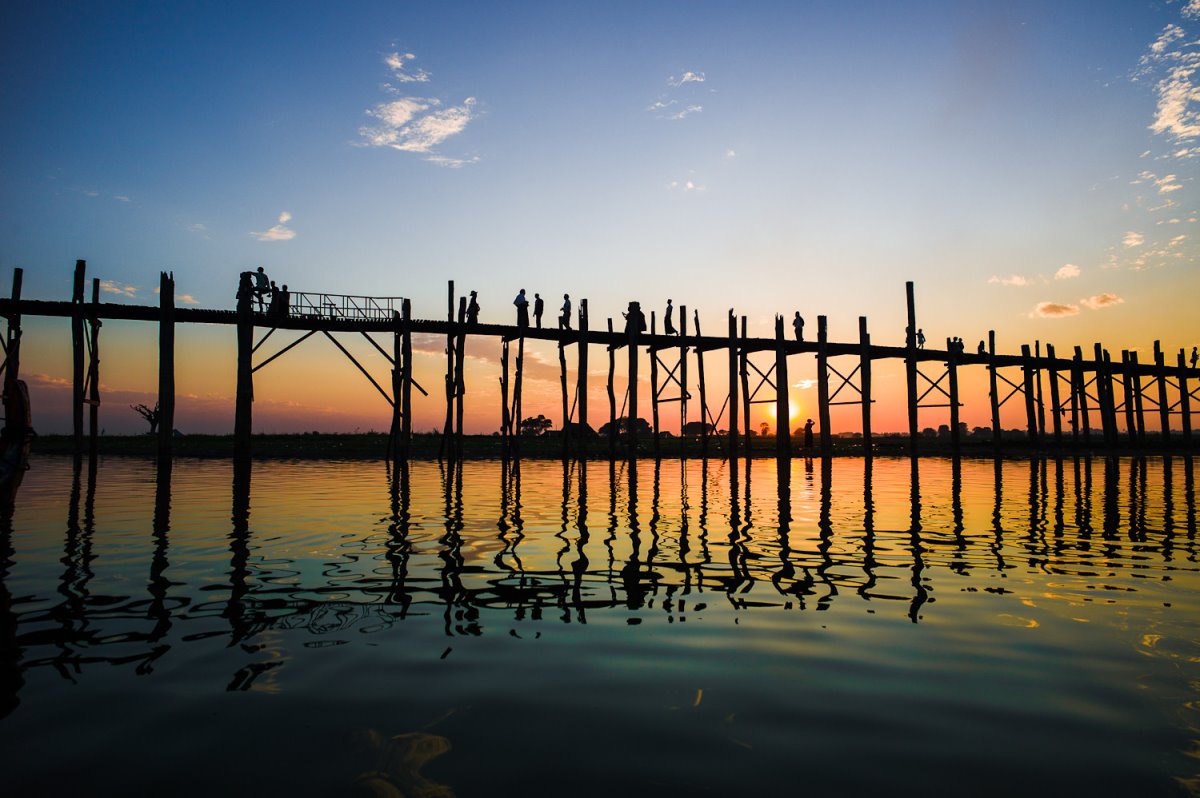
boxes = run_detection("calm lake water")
[1,454,1197,797]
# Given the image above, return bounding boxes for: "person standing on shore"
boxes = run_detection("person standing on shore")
[514,289,529,328]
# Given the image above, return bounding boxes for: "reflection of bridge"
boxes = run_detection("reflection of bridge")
[2,260,1198,466]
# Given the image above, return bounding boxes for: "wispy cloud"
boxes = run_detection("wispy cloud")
[113,194,131,202]
[668,104,703,120]
[988,274,1030,287]
[668,179,705,192]
[251,211,296,242]
[100,280,138,298]
[176,294,200,306]
[1123,231,1145,247]
[668,70,706,87]
[1054,263,1081,280]
[725,149,737,159]
[649,68,707,121]
[187,223,211,239]
[1033,301,1080,318]
[1138,22,1200,142]
[1080,292,1125,310]
[359,51,479,166]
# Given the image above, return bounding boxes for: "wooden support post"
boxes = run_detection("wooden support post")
[4,268,22,394]
[817,315,831,455]
[1179,349,1193,447]
[628,306,639,460]
[454,296,467,459]
[1094,343,1114,447]
[1155,341,1170,445]
[607,318,616,458]
[988,330,1001,450]
[88,278,101,459]
[577,299,589,457]
[1121,351,1137,446]
[947,336,960,453]
[679,305,688,451]
[859,316,872,457]
[1047,343,1062,448]
[727,310,739,460]
[1130,350,1146,447]
[695,311,709,459]
[158,271,175,461]
[440,281,455,461]
[775,315,790,461]
[401,298,413,454]
[500,339,511,456]
[1021,344,1039,447]
[1072,346,1087,446]
[234,272,254,459]
[513,336,525,459]
[650,311,660,458]
[559,339,569,458]
[72,259,85,456]
[740,316,750,453]
[905,281,919,456]
[1035,341,1046,441]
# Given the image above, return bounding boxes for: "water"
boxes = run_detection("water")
[1,455,1198,796]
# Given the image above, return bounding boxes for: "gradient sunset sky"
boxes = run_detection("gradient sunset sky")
[2,1,1198,435]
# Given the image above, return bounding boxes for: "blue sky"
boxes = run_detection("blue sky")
[2,1,1198,433]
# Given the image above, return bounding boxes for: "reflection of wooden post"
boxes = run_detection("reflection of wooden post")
[905,281,919,455]
[234,272,254,459]
[158,271,175,461]
[1021,344,1038,447]
[988,331,1001,450]
[578,299,588,456]
[727,311,738,460]
[817,315,831,455]
[650,312,660,459]
[607,318,616,458]
[1155,341,1170,445]
[679,305,688,452]
[694,311,710,459]
[774,315,790,460]
[947,337,960,453]
[859,317,872,457]
[1179,349,1193,447]
[72,260,85,456]
[1047,343,1062,448]
[88,278,101,459]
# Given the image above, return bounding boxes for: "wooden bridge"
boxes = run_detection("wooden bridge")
[2,261,1197,463]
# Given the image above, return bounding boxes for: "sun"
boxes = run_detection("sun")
[766,398,801,422]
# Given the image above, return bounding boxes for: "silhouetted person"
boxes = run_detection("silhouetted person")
[267,280,280,317]
[252,266,270,311]
[916,328,926,349]
[514,289,529,327]
[534,293,544,328]
[277,284,290,318]
[978,340,986,355]
[1192,346,1198,369]
[793,312,804,342]
[623,301,646,335]
[664,299,676,335]
[803,418,814,449]
[467,291,480,326]
[559,293,571,330]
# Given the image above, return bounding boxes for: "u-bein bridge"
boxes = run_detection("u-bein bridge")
[2,260,1198,463]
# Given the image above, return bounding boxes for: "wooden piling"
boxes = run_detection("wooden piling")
[1179,349,1193,446]
[740,315,750,453]
[234,272,254,459]
[578,299,588,455]
[559,339,569,457]
[1021,344,1038,447]
[1047,343,1062,447]
[947,336,960,452]
[513,336,525,458]
[1094,344,1115,446]
[679,305,688,452]
[607,318,616,458]
[1034,341,1046,440]
[859,316,873,457]
[988,330,1001,449]
[1121,351,1137,446]
[650,311,660,459]
[500,338,511,455]
[628,306,639,459]
[695,311,709,459]
[905,282,919,456]
[4,269,21,394]
[158,271,175,461]
[1130,350,1146,447]
[390,307,403,461]
[1072,346,1088,445]
[775,315,790,461]
[817,315,831,455]
[440,281,455,460]
[454,296,467,459]
[1155,341,1170,445]
[88,278,101,459]
[727,311,739,460]
[71,260,85,455]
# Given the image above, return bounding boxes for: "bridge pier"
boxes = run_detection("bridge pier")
[234,272,254,460]
[859,317,873,458]
[158,271,175,462]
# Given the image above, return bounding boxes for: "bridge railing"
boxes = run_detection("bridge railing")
[285,292,404,322]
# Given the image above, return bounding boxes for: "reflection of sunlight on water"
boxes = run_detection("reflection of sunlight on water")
[3,454,1200,795]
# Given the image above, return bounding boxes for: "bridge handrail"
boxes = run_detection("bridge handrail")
[286,291,405,321]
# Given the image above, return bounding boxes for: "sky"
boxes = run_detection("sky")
[2,0,1198,436]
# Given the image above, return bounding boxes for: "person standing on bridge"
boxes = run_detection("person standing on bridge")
[252,266,271,312]
[467,291,480,327]
[1192,346,1198,369]
[664,299,676,335]
[792,312,805,342]
[559,294,572,330]
[514,289,529,328]
[534,293,544,328]
[917,328,926,349]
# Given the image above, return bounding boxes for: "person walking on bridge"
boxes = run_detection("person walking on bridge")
[559,294,572,330]
[664,299,677,335]
[514,289,529,328]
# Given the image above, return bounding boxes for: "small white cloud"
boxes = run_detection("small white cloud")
[668,104,703,120]
[383,51,431,83]
[1169,233,1188,246]
[725,149,737,159]
[176,294,200,306]
[1054,264,1081,280]
[251,211,296,242]
[1123,231,1145,247]
[113,194,130,202]
[100,280,137,298]
[1156,173,1183,192]
[1183,0,1200,21]
[988,274,1030,287]
[646,99,677,112]
[1081,293,1125,310]
[360,97,477,159]
[668,70,706,87]
[668,179,705,192]
[792,379,817,390]
[1033,301,1080,318]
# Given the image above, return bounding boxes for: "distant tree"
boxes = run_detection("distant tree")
[681,421,715,436]
[759,422,770,437]
[520,414,554,436]
[130,403,161,435]
[598,416,652,437]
